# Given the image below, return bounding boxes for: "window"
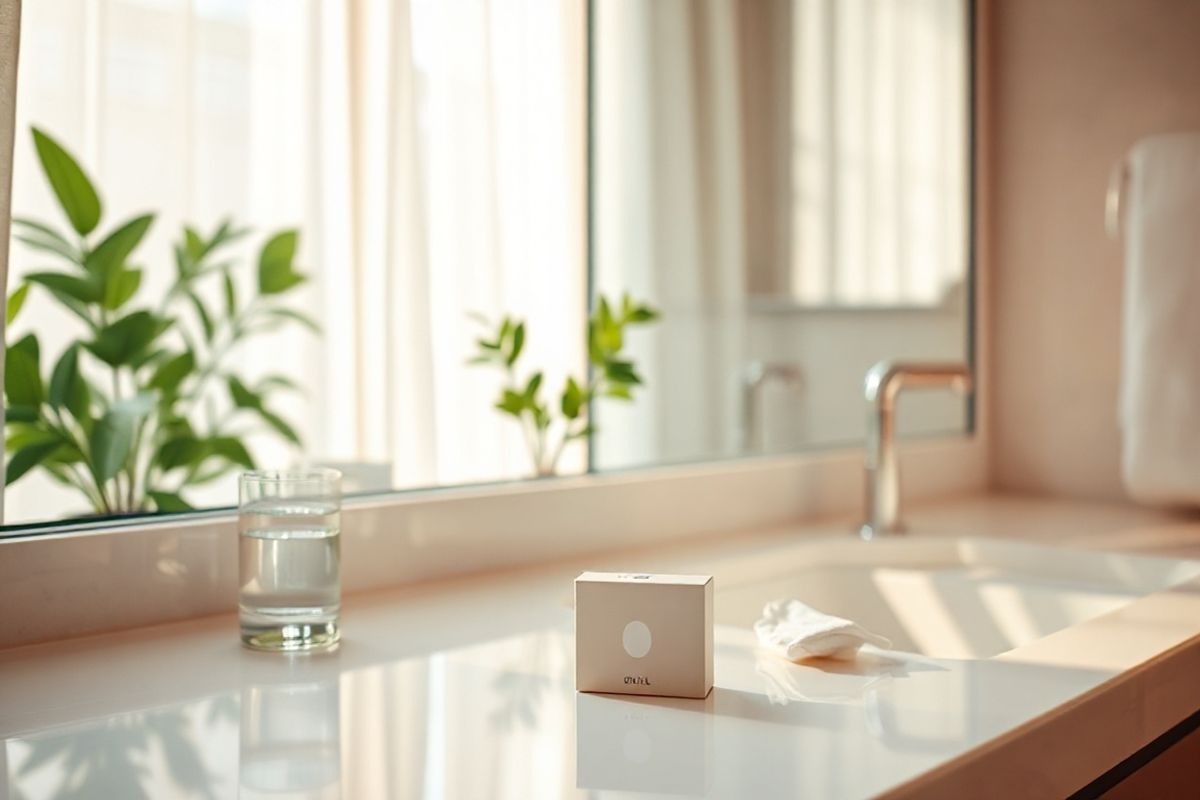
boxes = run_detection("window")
[2,0,973,528]
[5,0,586,524]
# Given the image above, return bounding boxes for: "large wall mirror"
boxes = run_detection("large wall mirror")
[591,0,973,471]
[0,0,971,529]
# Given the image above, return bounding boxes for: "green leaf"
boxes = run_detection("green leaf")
[605,384,633,400]
[186,292,214,341]
[495,389,527,416]
[85,311,170,367]
[42,463,76,487]
[598,296,614,329]
[561,376,584,419]
[524,371,543,401]
[103,268,142,310]
[131,346,169,371]
[45,437,85,465]
[208,218,251,253]
[148,351,195,395]
[25,271,102,304]
[6,436,62,485]
[566,423,596,441]
[598,321,622,356]
[6,405,38,423]
[148,490,194,512]
[88,393,154,483]
[587,320,605,363]
[222,270,236,316]
[5,333,42,407]
[258,407,301,446]
[604,360,641,385]
[24,282,95,329]
[85,213,154,283]
[31,127,102,236]
[620,293,634,319]
[209,436,254,470]
[184,227,205,262]
[48,345,91,424]
[507,321,525,367]
[172,242,189,280]
[225,376,302,447]
[155,435,207,472]
[6,425,57,451]
[260,307,320,333]
[628,305,660,323]
[256,374,301,393]
[6,284,29,325]
[187,464,234,485]
[227,376,261,409]
[258,230,306,294]
[12,217,83,264]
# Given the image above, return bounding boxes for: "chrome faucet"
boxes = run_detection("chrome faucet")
[859,361,973,540]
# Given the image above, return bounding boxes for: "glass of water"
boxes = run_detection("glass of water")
[239,469,342,651]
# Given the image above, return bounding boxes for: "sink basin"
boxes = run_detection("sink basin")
[713,537,1200,659]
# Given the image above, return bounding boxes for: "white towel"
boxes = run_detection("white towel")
[754,599,891,661]
[1119,132,1200,505]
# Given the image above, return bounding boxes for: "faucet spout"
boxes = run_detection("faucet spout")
[860,361,973,540]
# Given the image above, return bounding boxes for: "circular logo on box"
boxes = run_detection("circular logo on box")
[622,620,652,658]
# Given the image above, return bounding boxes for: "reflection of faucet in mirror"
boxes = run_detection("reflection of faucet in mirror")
[860,361,973,540]
[739,362,805,453]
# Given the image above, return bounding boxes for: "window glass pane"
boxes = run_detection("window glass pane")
[4,0,586,525]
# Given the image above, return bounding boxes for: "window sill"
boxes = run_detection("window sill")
[0,434,985,649]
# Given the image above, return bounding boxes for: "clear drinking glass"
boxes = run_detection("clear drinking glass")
[239,469,342,651]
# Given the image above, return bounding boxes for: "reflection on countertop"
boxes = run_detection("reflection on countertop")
[4,625,1111,800]
[5,494,1200,799]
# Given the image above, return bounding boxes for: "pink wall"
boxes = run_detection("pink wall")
[986,0,1200,501]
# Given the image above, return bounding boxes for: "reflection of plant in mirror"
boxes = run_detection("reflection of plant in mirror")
[3,127,316,515]
[469,294,659,476]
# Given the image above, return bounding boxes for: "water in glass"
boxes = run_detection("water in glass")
[239,497,341,651]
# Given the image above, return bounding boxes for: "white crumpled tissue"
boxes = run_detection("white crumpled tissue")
[754,599,892,661]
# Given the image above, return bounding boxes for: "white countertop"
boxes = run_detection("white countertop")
[3,493,1200,799]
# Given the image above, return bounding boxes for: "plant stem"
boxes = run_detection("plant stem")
[176,299,257,427]
[545,427,570,476]
[503,364,542,474]
[52,462,106,513]
[47,409,111,513]
[126,422,142,510]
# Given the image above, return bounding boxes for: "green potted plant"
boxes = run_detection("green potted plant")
[470,294,659,476]
[4,127,316,514]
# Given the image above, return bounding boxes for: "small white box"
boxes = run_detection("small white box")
[574,572,714,699]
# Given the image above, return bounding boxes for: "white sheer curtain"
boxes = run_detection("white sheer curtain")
[593,0,750,469]
[788,0,967,306]
[332,0,587,490]
[6,0,585,522]
[592,0,748,472]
